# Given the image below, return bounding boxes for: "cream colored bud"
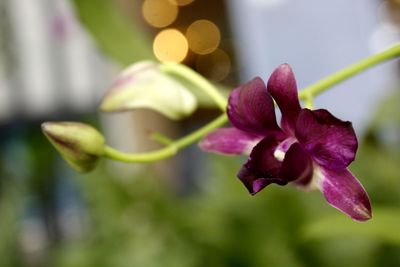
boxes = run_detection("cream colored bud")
[100,61,197,120]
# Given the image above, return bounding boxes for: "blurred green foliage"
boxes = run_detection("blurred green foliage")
[1,88,400,266]
[1,1,399,266]
[72,0,154,66]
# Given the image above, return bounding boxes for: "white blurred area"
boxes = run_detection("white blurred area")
[228,0,400,134]
[0,0,183,182]
[0,0,113,121]
[1,0,399,133]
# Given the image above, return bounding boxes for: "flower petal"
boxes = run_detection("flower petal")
[267,64,301,134]
[279,143,313,184]
[237,134,285,195]
[295,109,358,169]
[317,167,372,221]
[227,77,281,135]
[198,127,261,155]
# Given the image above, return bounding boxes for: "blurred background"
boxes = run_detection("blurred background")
[1,0,400,266]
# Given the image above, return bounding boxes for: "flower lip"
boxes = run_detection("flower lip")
[278,142,313,183]
[237,134,286,194]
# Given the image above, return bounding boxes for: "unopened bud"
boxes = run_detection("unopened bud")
[41,122,105,173]
[100,61,197,120]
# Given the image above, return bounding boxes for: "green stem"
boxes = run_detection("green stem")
[159,63,227,111]
[303,92,314,109]
[299,43,400,98]
[150,132,174,145]
[103,113,228,163]
[104,43,400,163]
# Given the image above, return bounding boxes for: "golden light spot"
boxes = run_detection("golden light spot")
[196,49,231,82]
[142,0,178,28]
[186,20,220,55]
[153,29,188,62]
[168,0,195,6]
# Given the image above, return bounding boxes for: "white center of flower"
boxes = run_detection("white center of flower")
[273,137,297,162]
[273,149,285,162]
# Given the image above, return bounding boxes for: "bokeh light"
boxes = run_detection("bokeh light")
[153,29,188,62]
[186,20,221,55]
[142,0,178,28]
[196,48,231,81]
[168,0,195,6]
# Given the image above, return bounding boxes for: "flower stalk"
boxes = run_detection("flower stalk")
[150,132,174,145]
[102,43,400,163]
[43,44,400,165]
[102,113,228,163]
[299,43,400,98]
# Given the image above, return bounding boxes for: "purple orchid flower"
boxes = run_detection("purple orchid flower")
[199,64,372,222]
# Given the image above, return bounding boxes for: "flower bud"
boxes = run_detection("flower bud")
[41,122,105,173]
[100,61,197,120]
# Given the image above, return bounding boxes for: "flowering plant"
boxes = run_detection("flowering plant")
[42,44,400,221]
[200,64,370,221]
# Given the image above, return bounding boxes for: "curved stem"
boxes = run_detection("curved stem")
[299,43,400,98]
[150,132,173,145]
[159,63,227,111]
[103,113,228,163]
[103,43,400,163]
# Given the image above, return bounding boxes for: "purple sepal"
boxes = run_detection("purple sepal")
[199,127,261,155]
[319,167,372,222]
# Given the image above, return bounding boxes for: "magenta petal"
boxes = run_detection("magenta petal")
[227,77,281,135]
[199,127,261,155]
[279,143,313,184]
[319,167,372,221]
[267,64,301,134]
[295,109,358,169]
[237,135,285,195]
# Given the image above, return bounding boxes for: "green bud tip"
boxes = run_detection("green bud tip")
[41,122,105,173]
